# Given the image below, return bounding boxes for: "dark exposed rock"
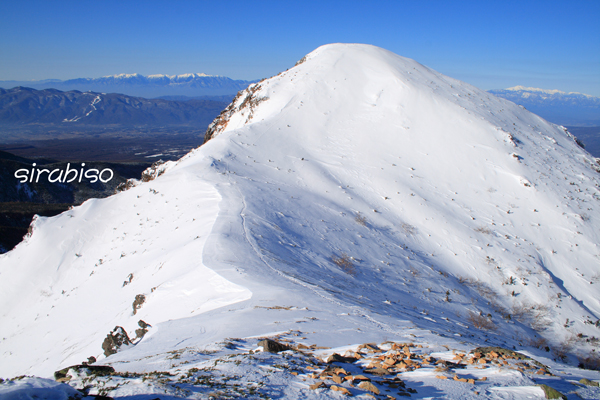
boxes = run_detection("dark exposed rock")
[82,356,97,366]
[363,367,390,375]
[538,384,566,399]
[258,339,291,353]
[54,364,114,381]
[132,294,146,315]
[102,326,132,357]
[140,161,165,183]
[134,328,147,340]
[326,353,358,364]
[134,319,151,340]
[204,82,266,143]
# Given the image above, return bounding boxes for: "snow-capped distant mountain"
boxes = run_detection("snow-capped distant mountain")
[1,44,599,398]
[489,86,600,126]
[0,73,258,98]
[498,86,597,98]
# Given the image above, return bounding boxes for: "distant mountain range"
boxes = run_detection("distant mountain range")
[0,87,228,143]
[0,73,258,98]
[489,86,600,126]
[0,86,228,126]
[2,75,597,127]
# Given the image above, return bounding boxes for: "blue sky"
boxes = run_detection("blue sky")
[1,0,599,95]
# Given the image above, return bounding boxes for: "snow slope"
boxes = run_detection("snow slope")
[1,44,599,397]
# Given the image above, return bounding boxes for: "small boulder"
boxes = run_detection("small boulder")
[348,374,371,383]
[327,353,358,363]
[310,381,327,390]
[363,367,389,376]
[579,378,599,387]
[331,385,352,395]
[81,356,96,366]
[138,320,150,329]
[258,339,291,353]
[358,381,380,395]
[538,384,566,399]
[134,320,150,340]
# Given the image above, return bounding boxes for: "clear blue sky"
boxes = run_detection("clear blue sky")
[1,0,599,95]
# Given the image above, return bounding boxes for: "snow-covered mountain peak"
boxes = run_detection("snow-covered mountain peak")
[506,86,567,95]
[146,73,212,79]
[207,43,542,143]
[103,73,144,79]
[98,72,218,82]
[1,44,599,393]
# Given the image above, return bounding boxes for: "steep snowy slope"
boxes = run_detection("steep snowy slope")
[200,43,600,343]
[1,44,599,394]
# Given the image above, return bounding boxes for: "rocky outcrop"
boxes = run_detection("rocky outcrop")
[54,364,114,382]
[101,326,132,357]
[204,81,267,143]
[258,339,291,353]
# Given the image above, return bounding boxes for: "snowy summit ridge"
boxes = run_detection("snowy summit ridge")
[1,44,600,397]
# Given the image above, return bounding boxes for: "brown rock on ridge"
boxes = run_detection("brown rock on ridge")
[331,385,352,395]
[327,353,358,363]
[258,339,291,353]
[358,381,380,395]
[310,381,326,390]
